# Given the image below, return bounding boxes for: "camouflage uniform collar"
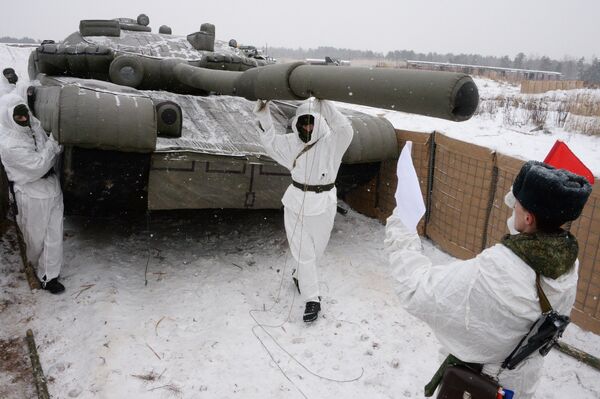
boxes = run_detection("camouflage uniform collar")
[501,230,578,279]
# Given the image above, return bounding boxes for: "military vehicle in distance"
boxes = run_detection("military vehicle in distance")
[24,14,478,215]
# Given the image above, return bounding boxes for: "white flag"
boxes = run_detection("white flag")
[393,141,426,232]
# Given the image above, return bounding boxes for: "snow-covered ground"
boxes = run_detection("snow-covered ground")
[1,44,600,398]
[2,209,600,399]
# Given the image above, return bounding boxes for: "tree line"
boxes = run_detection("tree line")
[267,46,600,83]
[2,36,598,84]
[0,36,38,44]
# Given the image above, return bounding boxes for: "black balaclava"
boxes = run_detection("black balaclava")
[296,114,315,143]
[13,104,30,127]
[3,68,18,84]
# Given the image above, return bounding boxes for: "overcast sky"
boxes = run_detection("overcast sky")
[1,0,598,60]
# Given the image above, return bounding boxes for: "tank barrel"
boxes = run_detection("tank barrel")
[174,62,479,121]
[174,64,238,95]
[290,65,479,122]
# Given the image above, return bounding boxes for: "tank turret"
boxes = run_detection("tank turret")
[29,18,478,122]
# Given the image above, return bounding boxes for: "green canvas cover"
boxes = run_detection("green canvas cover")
[148,153,291,210]
[57,85,156,152]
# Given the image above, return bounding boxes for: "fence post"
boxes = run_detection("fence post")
[425,132,436,226]
[481,159,499,250]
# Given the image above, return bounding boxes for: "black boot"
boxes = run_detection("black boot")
[292,269,301,295]
[43,278,65,294]
[303,301,321,322]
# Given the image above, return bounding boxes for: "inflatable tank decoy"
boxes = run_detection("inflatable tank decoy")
[22,14,478,215]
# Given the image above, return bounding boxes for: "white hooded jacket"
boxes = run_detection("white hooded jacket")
[0,76,28,100]
[385,213,578,398]
[0,75,14,98]
[0,94,62,199]
[254,99,353,215]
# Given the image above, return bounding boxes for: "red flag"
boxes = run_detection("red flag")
[543,140,595,185]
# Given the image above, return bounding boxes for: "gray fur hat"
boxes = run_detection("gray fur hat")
[513,160,592,226]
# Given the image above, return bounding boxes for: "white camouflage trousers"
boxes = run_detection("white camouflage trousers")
[15,192,64,282]
[285,204,336,302]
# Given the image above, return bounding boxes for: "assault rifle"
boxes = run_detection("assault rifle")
[502,279,570,370]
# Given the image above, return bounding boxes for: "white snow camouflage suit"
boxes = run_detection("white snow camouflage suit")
[0,74,29,101]
[384,208,578,398]
[254,98,354,302]
[0,93,64,282]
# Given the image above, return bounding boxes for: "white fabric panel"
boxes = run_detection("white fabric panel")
[393,141,426,232]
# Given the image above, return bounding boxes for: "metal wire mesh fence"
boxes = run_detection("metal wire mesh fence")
[426,133,496,259]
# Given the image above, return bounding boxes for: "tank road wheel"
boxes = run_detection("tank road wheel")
[109,56,145,88]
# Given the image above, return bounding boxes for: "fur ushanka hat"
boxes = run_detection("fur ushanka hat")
[513,160,592,226]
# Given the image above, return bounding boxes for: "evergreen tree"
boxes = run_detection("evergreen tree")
[539,56,553,71]
[581,58,600,83]
[577,57,586,79]
[513,52,526,69]
[559,58,577,80]
[499,55,511,68]
[0,36,38,44]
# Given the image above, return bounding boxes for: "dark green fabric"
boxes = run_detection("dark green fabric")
[289,65,478,121]
[424,355,483,397]
[501,231,578,279]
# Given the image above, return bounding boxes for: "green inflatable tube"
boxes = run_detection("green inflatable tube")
[173,62,479,121]
[289,65,478,122]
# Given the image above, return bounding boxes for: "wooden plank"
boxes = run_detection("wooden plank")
[555,342,600,372]
[571,307,600,335]
[26,329,50,399]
